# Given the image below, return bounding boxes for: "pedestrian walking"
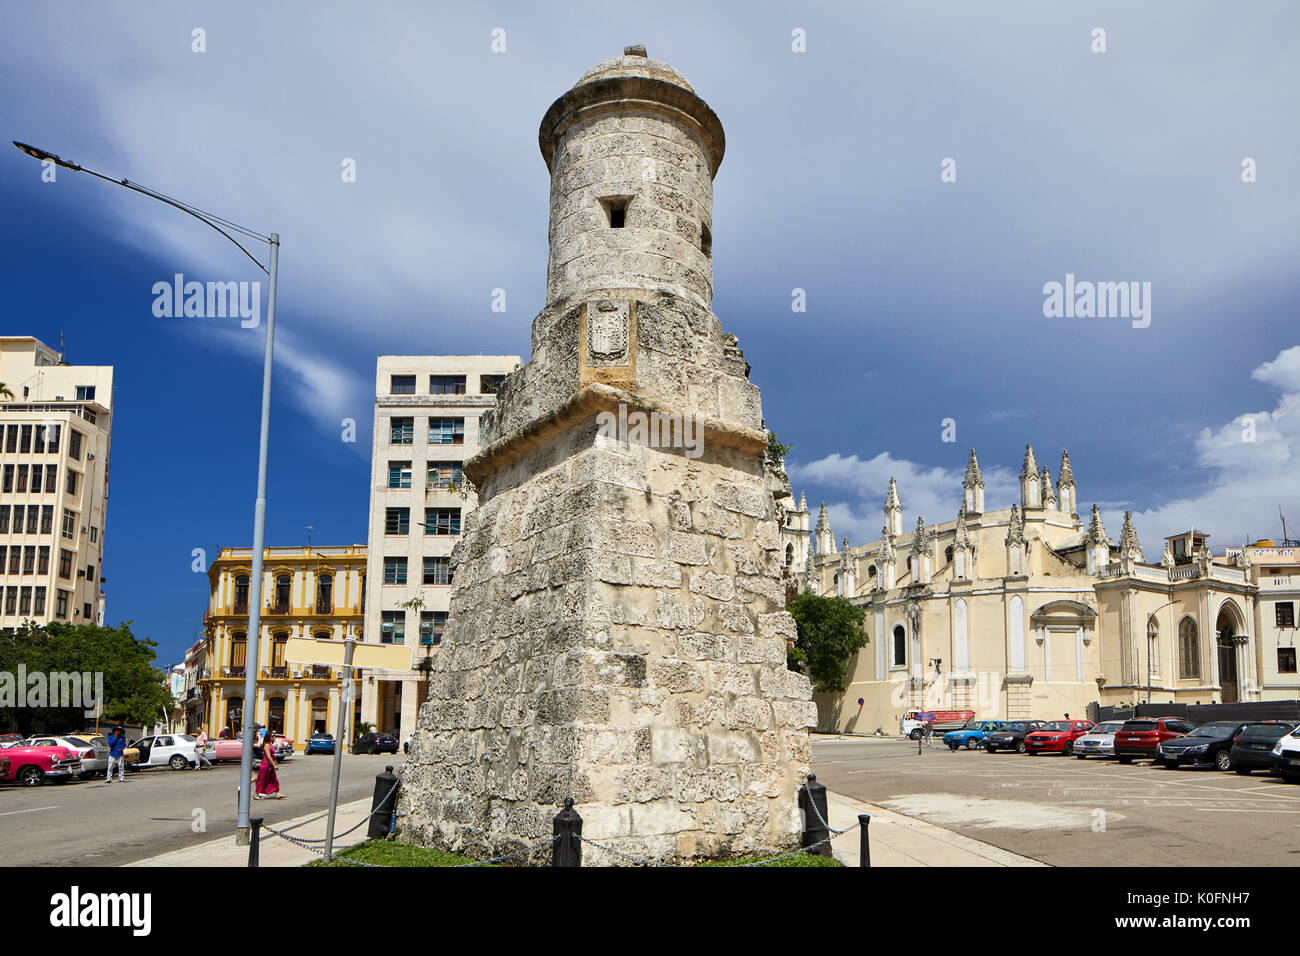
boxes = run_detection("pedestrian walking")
[105,726,127,783]
[254,727,282,799]
[193,727,212,770]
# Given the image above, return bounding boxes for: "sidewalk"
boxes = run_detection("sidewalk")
[124,797,375,867]
[825,790,1046,867]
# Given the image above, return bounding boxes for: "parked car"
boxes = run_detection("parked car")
[1072,720,1127,759]
[901,709,975,739]
[1229,721,1298,774]
[353,732,399,755]
[1154,721,1251,770]
[27,735,108,778]
[1113,717,1198,764]
[305,732,335,755]
[130,734,214,770]
[983,720,1046,753]
[75,731,140,767]
[1271,726,1300,781]
[1024,719,1096,755]
[943,720,1010,750]
[0,741,81,786]
[212,732,290,763]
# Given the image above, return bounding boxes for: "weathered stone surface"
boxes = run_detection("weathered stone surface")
[396,49,811,866]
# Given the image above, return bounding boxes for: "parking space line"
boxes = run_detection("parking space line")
[0,805,59,817]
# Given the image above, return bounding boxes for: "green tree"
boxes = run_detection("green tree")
[766,430,792,468]
[0,621,172,734]
[0,382,13,401]
[785,592,867,692]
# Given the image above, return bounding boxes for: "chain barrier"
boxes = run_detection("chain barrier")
[259,779,401,846]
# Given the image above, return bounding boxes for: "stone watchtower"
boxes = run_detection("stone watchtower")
[397,47,814,865]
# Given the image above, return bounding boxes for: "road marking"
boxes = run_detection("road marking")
[0,805,59,817]
[1195,808,1300,813]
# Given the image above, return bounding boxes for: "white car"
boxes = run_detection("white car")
[1072,720,1127,758]
[1272,726,1300,781]
[26,735,108,778]
[131,733,216,770]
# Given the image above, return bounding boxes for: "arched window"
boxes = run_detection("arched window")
[944,545,954,565]
[233,575,250,612]
[226,696,244,735]
[785,544,794,567]
[267,696,286,734]
[1178,617,1200,680]
[271,632,289,676]
[906,556,914,574]
[891,624,907,667]
[273,574,291,612]
[867,565,878,579]
[316,573,333,612]
[311,697,329,734]
[230,632,247,674]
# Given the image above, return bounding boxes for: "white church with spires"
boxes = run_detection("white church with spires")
[779,446,1300,733]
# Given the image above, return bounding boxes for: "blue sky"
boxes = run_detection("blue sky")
[2,1,1297,665]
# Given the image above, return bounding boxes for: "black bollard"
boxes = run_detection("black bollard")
[858,813,871,867]
[367,765,399,839]
[798,774,831,857]
[248,817,263,868]
[552,797,583,867]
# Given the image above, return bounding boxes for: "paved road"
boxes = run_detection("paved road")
[0,751,405,866]
[813,736,1300,866]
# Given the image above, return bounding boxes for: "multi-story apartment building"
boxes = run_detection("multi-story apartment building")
[198,545,366,741]
[0,336,112,629]
[361,355,519,737]
[1229,540,1300,698]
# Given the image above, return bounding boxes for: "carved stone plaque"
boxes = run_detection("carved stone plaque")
[588,299,630,366]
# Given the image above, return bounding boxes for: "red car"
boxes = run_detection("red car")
[1113,717,1198,764]
[1024,719,1096,755]
[0,741,82,786]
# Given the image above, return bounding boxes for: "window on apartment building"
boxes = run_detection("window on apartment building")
[46,424,59,454]
[82,602,92,620]
[385,507,410,535]
[68,430,83,461]
[65,470,78,496]
[38,547,49,575]
[4,588,16,615]
[387,461,412,489]
[86,564,94,582]
[33,424,46,452]
[316,574,332,611]
[480,374,507,395]
[1178,618,1201,679]
[1277,602,1296,628]
[1,465,11,493]
[429,375,466,395]
[75,385,96,401]
[22,547,34,575]
[26,505,38,534]
[273,575,291,610]
[19,425,32,454]
[3,426,15,454]
[419,611,447,645]
[427,461,463,489]
[18,587,31,616]
[428,417,465,445]
[15,465,27,494]
[425,508,461,536]
[423,556,452,585]
[10,508,23,535]
[89,525,97,543]
[230,633,247,668]
[383,557,408,585]
[45,464,56,491]
[7,549,18,575]
[29,465,42,494]
[0,506,8,534]
[40,506,53,535]
[380,610,405,644]
[62,509,77,540]
[33,586,45,616]
[1280,647,1298,674]
[0,546,6,572]
[390,375,416,395]
[83,409,97,426]
[54,589,68,619]
[389,417,414,444]
[58,549,73,579]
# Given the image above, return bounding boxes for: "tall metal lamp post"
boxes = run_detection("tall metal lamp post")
[12,141,279,845]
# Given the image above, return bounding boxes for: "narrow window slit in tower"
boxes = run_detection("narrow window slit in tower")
[701,222,712,257]
[601,197,630,228]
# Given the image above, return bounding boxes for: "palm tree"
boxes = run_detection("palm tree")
[0,383,13,401]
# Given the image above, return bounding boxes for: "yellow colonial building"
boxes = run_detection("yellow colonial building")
[198,545,366,742]
[787,446,1286,733]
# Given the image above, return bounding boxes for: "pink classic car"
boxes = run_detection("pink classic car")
[0,740,82,786]
[213,733,293,763]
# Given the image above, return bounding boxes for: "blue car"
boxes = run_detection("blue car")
[943,720,1009,750]
[305,732,335,755]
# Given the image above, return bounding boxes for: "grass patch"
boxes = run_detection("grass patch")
[306,839,486,867]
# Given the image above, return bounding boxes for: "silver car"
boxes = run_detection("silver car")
[27,735,108,777]
[1072,720,1126,758]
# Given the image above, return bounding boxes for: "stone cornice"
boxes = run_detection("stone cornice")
[463,382,765,486]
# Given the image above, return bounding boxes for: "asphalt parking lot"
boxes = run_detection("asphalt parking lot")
[812,736,1300,866]
[0,751,403,867]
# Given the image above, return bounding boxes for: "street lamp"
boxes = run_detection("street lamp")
[13,141,280,845]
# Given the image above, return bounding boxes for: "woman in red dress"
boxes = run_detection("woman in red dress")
[254,731,282,799]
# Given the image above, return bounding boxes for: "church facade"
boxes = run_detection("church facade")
[782,446,1297,733]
